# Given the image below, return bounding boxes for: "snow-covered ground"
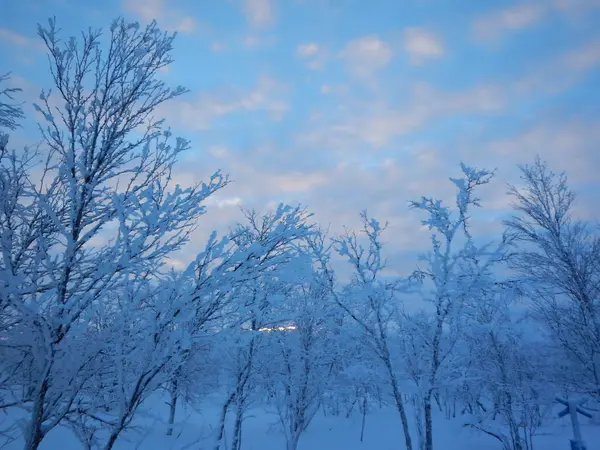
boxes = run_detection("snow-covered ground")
[5,397,599,450]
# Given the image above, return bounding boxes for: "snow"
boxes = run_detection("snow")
[3,397,598,450]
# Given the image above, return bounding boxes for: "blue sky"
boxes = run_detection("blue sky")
[1,0,600,270]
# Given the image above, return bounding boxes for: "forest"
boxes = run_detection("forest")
[0,17,599,450]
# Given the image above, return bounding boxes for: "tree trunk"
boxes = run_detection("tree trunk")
[360,396,367,442]
[24,379,48,450]
[385,358,413,450]
[214,392,235,450]
[103,428,122,450]
[424,391,433,450]
[231,400,244,450]
[286,433,301,450]
[434,392,442,412]
[166,386,178,436]
[452,395,456,418]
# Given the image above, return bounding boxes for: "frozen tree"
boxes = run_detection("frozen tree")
[505,157,600,397]
[464,288,549,450]
[0,72,28,338]
[312,214,415,450]
[0,73,25,135]
[407,163,506,450]
[263,272,336,450]
[212,205,315,450]
[0,17,227,450]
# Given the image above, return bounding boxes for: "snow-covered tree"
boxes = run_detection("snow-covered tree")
[505,157,600,397]
[212,205,315,450]
[0,17,227,450]
[464,288,549,450]
[262,271,337,450]
[312,213,415,450]
[0,73,24,135]
[407,163,506,450]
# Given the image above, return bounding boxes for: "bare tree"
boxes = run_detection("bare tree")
[505,157,600,397]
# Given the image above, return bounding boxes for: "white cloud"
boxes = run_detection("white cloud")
[176,16,196,33]
[339,35,393,77]
[0,28,45,51]
[553,0,600,12]
[243,0,275,28]
[472,3,546,38]
[563,39,600,71]
[243,34,277,48]
[123,0,196,33]
[124,0,162,21]
[320,84,349,95]
[298,42,319,57]
[470,0,600,40]
[299,82,506,149]
[403,28,444,64]
[273,172,329,193]
[514,38,600,94]
[297,42,328,69]
[210,41,227,52]
[214,196,243,208]
[485,120,600,183]
[208,146,230,158]
[0,28,30,46]
[158,75,289,131]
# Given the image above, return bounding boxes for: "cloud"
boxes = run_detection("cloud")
[210,41,227,52]
[298,82,506,149]
[297,42,328,69]
[176,16,196,33]
[308,41,598,153]
[554,0,600,12]
[243,34,277,48]
[472,0,600,40]
[205,196,243,209]
[563,39,600,71]
[402,28,444,64]
[208,145,230,158]
[339,35,393,77]
[217,151,465,258]
[123,0,196,33]
[472,3,546,39]
[158,75,289,131]
[514,38,600,94]
[0,28,30,46]
[272,172,329,193]
[298,42,319,57]
[485,119,600,184]
[320,84,349,95]
[0,28,45,51]
[243,0,275,28]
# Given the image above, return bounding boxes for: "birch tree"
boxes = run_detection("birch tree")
[264,273,335,450]
[407,163,505,450]
[0,17,227,450]
[464,288,548,450]
[505,157,600,397]
[312,215,415,450]
[212,205,314,450]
